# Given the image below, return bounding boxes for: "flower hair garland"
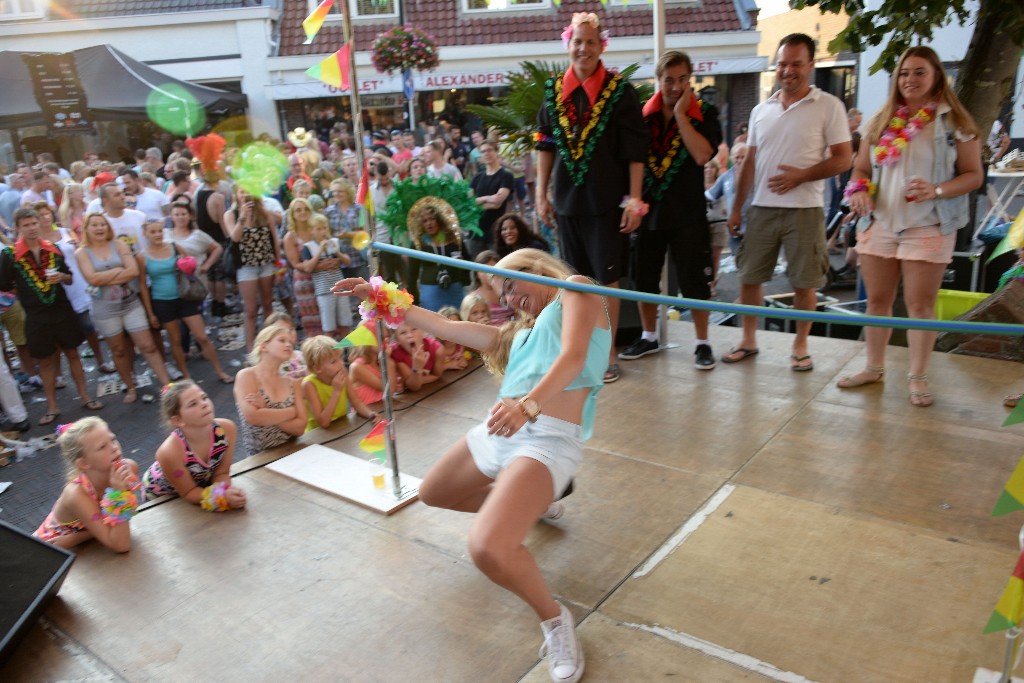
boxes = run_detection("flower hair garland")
[873,103,937,166]
[561,12,610,50]
[358,276,414,329]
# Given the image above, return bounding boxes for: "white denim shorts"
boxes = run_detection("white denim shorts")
[465,413,583,500]
[236,262,276,282]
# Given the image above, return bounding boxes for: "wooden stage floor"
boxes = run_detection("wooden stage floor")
[4,322,1024,683]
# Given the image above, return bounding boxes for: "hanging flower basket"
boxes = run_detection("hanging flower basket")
[371,24,440,75]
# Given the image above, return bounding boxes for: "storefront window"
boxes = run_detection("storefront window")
[463,0,549,12]
[0,0,45,20]
[607,0,695,4]
[311,0,399,21]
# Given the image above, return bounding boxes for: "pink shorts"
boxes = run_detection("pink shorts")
[855,222,955,264]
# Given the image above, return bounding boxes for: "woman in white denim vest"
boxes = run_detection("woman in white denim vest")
[841,45,983,407]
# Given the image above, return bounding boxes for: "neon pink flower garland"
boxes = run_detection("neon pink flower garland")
[873,103,937,166]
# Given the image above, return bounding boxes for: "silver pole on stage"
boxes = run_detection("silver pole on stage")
[376,318,402,498]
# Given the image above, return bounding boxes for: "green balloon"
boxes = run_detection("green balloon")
[146,84,206,137]
[231,142,288,196]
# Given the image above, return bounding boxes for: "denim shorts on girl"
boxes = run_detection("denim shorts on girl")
[465,413,583,500]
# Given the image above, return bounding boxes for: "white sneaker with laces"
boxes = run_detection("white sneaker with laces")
[539,602,584,683]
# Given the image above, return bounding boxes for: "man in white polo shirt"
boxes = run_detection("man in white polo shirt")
[724,32,852,372]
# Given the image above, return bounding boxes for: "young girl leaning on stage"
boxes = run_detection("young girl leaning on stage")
[141,380,245,511]
[334,248,610,683]
[34,417,140,552]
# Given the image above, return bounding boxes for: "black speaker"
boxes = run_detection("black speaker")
[0,520,75,663]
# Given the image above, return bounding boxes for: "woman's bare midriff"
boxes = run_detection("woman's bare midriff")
[506,386,589,427]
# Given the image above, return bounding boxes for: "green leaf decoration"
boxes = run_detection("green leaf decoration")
[379,175,483,248]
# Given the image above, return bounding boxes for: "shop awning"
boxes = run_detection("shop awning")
[0,44,247,130]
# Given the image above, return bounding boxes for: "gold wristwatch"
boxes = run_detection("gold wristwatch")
[518,397,541,422]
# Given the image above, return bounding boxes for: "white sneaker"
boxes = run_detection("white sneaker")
[541,501,564,521]
[539,602,584,683]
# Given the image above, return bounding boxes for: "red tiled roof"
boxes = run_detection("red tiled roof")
[280,0,747,57]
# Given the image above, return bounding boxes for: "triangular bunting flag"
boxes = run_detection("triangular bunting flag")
[305,44,351,90]
[985,551,1024,632]
[302,0,334,45]
[335,325,378,349]
[359,420,388,456]
[992,454,1024,516]
[1004,400,1024,428]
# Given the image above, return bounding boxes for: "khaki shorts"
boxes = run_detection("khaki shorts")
[1,300,27,346]
[709,221,729,249]
[737,206,829,289]
[855,221,955,264]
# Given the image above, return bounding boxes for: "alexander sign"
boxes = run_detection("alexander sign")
[270,57,768,100]
[420,72,506,89]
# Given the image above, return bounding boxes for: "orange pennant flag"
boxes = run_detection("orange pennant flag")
[302,0,334,45]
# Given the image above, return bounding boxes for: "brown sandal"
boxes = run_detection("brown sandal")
[837,366,885,389]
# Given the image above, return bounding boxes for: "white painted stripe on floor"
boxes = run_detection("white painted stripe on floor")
[39,616,122,682]
[633,483,735,578]
[973,667,1024,683]
[629,621,818,683]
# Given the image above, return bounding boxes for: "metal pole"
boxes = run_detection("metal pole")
[341,0,364,164]
[653,0,668,346]
[375,319,402,498]
[397,3,415,132]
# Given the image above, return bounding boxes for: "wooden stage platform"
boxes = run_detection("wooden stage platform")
[4,321,1024,683]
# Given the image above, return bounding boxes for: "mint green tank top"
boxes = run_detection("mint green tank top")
[498,292,610,440]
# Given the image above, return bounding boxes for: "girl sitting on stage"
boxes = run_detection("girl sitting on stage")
[34,417,140,552]
[389,321,450,391]
[234,325,309,458]
[348,331,401,406]
[334,248,610,683]
[141,381,245,511]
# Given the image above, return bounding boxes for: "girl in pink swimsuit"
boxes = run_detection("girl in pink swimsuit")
[34,417,140,552]
[142,380,245,510]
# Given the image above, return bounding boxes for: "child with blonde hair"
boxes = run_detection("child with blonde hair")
[473,250,515,325]
[142,380,245,510]
[234,325,308,457]
[301,335,380,432]
[348,325,400,405]
[437,305,469,367]
[263,312,306,379]
[302,216,352,340]
[34,417,139,552]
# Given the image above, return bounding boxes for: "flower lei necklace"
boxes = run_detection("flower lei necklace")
[544,71,627,187]
[644,100,709,201]
[873,103,937,166]
[11,247,58,305]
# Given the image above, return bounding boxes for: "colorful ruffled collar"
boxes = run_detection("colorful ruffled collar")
[561,61,607,106]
